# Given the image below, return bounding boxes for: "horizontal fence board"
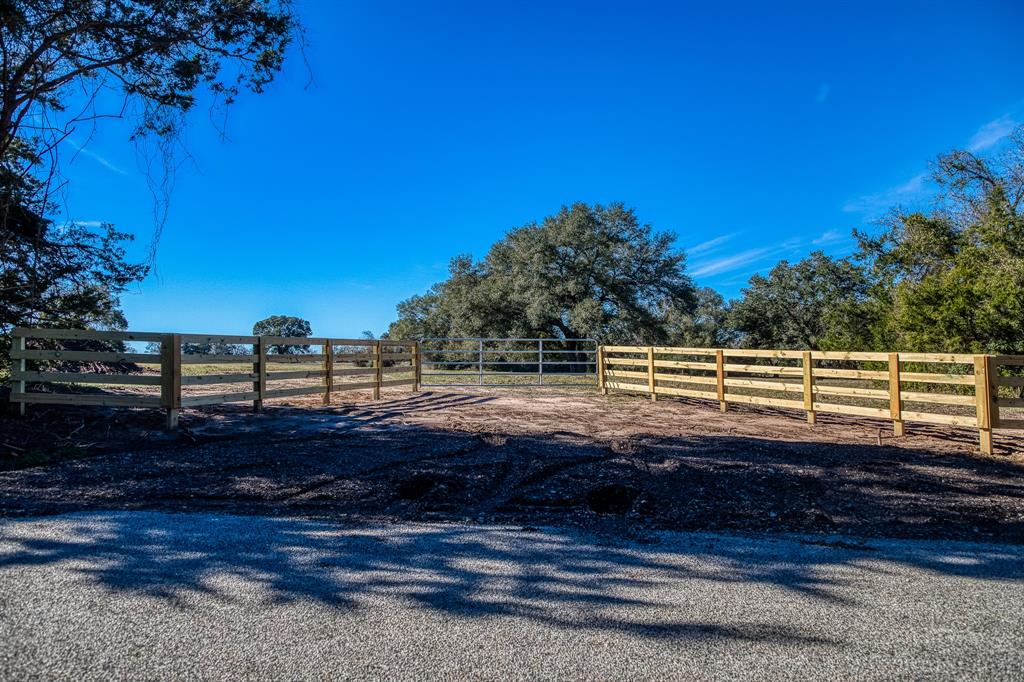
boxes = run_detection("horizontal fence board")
[899,372,974,385]
[12,328,165,342]
[811,368,889,380]
[724,349,805,359]
[331,381,378,392]
[723,364,804,377]
[992,356,1024,366]
[12,370,161,386]
[180,334,258,344]
[898,352,975,363]
[265,370,326,381]
[330,339,378,347]
[812,384,889,399]
[901,410,978,427]
[998,376,1024,387]
[900,391,976,406]
[333,367,376,377]
[181,354,257,364]
[606,369,648,379]
[655,386,717,399]
[381,379,416,388]
[334,353,373,362]
[12,349,159,363]
[653,359,716,370]
[263,386,324,399]
[997,398,1024,408]
[603,345,647,353]
[605,380,648,392]
[812,351,889,361]
[651,347,716,355]
[182,372,258,385]
[724,378,804,393]
[263,354,326,364]
[605,357,646,366]
[260,336,330,345]
[727,393,805,410]
[10,392,161,407]
[997,418,1024,431]
[180,391,260,407]
[813,402,891,418]
[653,374,718,386]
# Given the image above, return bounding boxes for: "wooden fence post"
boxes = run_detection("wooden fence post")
[716,349,727,412]
[597,346,607,395]
[647,346,657,401]
[373,340,382,400]
[975,354,994,455]
[160,333,181,430]
[253,336,266,413]
[802,351,815,425]
[414,340,422,391]
[14,333,26,416]
[323,339,334,406]
[889,352,904,436]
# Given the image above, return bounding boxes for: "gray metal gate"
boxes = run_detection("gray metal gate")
[419,338,598,388]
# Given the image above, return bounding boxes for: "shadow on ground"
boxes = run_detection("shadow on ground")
[1,510,1021,646]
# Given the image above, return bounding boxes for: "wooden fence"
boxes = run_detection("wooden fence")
[597,346,1024,454]
[10,328,421,428]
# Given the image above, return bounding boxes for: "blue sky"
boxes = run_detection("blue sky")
[55,0,1023,337]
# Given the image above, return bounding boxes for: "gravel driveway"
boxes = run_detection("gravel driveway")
[1,511,1022,680]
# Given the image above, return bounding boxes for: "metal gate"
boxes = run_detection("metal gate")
[419,338,598,388]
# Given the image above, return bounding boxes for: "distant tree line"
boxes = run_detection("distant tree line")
[389,129,1024,355]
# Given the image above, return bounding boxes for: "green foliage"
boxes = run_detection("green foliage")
[388,202,695,344]
[729,252,870,350]
[252,315,312,354]
[662,287,735,348]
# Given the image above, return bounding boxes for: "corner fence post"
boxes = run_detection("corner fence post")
[889,352,904,436]
[323,339,334,406]
[597,345,607,394]
[253,336,266,413]
[975,354,994,455]
[373,340,382,400]
[802,351,815,425]
[647,346,657,401]
[14,333,26,416]
[160,333,181,430]
[716,349,727,412]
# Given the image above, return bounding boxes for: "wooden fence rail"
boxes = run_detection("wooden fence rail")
[10,328,420,429]
[596,345,1023,454]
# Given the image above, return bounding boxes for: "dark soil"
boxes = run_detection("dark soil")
[1,389,1023,543]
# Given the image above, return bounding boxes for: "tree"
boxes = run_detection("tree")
[388,202,696,344]
[851,126,1024,353]
[0,0,298,369]
[662,287,735,348]
[729,251,870,349]
[252,315,311,354]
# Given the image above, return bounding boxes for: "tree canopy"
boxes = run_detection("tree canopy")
[388,202,695,344]
[253,315,312,354]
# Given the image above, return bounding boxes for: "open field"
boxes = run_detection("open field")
[2,388,1023,544]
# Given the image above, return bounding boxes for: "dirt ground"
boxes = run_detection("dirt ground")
[2,388,1023,544]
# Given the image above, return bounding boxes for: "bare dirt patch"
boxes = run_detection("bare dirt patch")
[1,389,1023,543]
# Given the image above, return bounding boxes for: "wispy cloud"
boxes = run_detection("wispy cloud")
[968,114,1019,152]
[687,233,734,256]
[841,172,928,216]
[690,247,778,278]
[815,83,830,105]
[65,138,127,175]
[811,229,844,245]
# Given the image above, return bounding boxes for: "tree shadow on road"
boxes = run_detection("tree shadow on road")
[0,509,1021,648]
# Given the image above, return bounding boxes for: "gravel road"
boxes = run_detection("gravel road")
[1,511,1022,680]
